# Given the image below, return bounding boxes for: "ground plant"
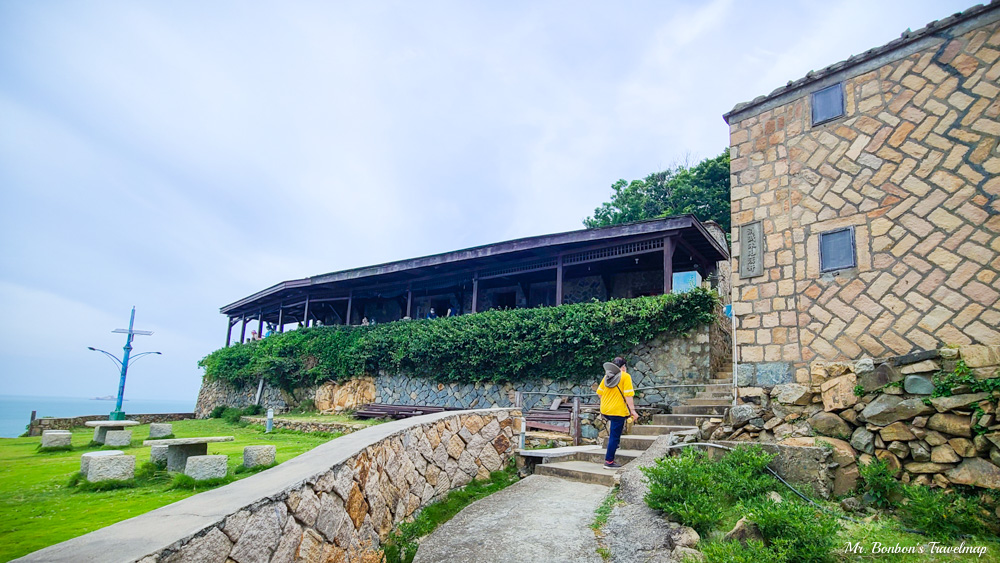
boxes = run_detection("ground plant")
[199,289,719,390]
[857,457,901,508]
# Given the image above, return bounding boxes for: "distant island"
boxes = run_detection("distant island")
[91,396,127,401]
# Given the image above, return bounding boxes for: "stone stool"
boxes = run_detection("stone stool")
[41,430,72,448]
[184,455,228,481]
[151,445,168,467]
[148,423,173,439]
[81,450,124,474]
[243,445,276,469]
[87,454,135,482]
[104,430,133,447]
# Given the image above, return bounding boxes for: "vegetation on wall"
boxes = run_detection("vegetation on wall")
[583,150,731,234]
[199,288,719,390]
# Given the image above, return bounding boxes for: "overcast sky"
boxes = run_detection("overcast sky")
[0,0,973,403]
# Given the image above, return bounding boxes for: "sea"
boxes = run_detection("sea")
[0,395,196,438]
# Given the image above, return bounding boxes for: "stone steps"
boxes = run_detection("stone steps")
[534,460,617,486]
[652,414,720,426]
[709,378,734,385]
[672,404,729,415]
[685,398,732,406]
[693,391,732,399]
[628,424,698,436]
[572,448,644,465]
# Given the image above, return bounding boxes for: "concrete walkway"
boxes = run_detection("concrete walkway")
[413,475,610,563]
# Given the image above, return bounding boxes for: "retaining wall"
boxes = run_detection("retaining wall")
[26,413,195,437]
[16,408,519,563]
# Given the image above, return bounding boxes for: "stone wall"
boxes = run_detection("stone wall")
[19,409,519,563]
[711,344,1000,493]
[26,413,194,437]
[241,417,371,436]
[728,8,1000,387]
[195,324,718,418]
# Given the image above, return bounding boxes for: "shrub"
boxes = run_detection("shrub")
[221,407,245,424]
[243,404,264,416]
[700,539,789,563]
[199,289,719,390]
[713,444,778,501]
[899,485,993,540]
[209,405,228,418]
[857,457,900,508]
[738,497,840,563]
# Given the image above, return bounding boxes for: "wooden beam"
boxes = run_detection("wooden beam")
[663,236,675,295]
[555,255,564,305]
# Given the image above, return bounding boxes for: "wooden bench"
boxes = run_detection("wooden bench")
[353,404,457,420]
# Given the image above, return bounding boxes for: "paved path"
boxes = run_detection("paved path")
[414,475,609,563]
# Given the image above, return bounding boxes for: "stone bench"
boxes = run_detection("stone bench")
[81,450,124,474]
[85,420,140,444]
[185,455,228,480]
[142,437,234,472]
[87,454,135,483]
[104,430,133,447]
[41,430,72,448]
[243,445,276,469]
[148,423,173,439]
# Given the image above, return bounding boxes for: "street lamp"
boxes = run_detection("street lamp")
[87,307,161,421]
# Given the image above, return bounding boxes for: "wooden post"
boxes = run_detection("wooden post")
[225,317,234,346]
[278,305,284,333]
[572,397,581,446]
[555,255,564,305]
[514,391,522,409]
[257,311,263,336]
[303,295,310,327]
[240,316,247,343]
[346,291,353,325]
[471,277,479,313]
[406,286,412,318]
[663,236,675,295]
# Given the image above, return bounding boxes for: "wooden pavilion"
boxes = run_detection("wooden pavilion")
[220,216,729,345]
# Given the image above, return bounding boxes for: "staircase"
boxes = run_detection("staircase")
[529,370,733,486]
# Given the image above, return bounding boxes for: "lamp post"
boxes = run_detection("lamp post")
[88,307,160,421]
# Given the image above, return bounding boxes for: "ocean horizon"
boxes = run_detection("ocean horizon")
[0,395,196,438]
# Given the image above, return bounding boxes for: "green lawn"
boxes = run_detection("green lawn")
[0,419,337,562]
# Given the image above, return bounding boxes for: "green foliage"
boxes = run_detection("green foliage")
[584,150,731,234]
[243,404,264,416]
[209,405,228,418]
[36,445,73,453]
[288,399,316,414]
[144,433,175,440]
[899,485,994,540]
[234,462,277,475]
[701,539,789,563]
[592,487,621,531]
[642,445,779,536]
[858,457,901,508]
[75,478,136,492]
[738,497,840,563]
[932,359,1000,397]
[381,463,520,563]
[853,384,865,397]
[200,289,719,389]
[169,474,233,491]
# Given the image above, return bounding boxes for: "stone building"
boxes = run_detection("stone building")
[725,4,1000,388]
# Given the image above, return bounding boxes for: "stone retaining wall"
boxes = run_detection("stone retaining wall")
[196,325,717,418]
[241,417,371,435]
[16,409,519,563]
[26,413,194,437]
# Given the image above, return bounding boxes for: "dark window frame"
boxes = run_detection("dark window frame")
[819,226,857,273]
[811,83,845,126]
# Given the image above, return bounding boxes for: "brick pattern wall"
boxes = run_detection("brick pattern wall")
[731,17,1000,387]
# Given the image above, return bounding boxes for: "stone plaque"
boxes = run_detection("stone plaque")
[738,221,764,278]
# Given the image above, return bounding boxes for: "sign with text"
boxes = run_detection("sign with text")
[738,221,764,279]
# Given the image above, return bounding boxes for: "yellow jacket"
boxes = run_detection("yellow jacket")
[597,370,634,417]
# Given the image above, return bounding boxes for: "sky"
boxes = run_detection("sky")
[0,0,975,403]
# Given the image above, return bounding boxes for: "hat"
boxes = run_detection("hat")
[603,362,621,387]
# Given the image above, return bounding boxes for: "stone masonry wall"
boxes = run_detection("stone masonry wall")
[729,11,1000,388]
[20,409,518,563]
[27,413,195,437]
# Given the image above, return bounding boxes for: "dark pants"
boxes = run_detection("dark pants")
[605,415,627,463]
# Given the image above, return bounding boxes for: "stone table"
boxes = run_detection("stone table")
[85,420,140,444]
[142,437,234,471]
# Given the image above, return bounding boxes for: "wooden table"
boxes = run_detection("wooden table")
[143,437,234,471]
[85,420,140,444]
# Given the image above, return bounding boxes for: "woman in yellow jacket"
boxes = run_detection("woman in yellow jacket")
[596,357,638,469]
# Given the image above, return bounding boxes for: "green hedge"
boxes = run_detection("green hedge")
[199,287,719,390]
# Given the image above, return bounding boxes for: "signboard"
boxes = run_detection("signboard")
[738,221,764,279]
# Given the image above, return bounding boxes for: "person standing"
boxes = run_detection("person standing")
[596,357,638,469]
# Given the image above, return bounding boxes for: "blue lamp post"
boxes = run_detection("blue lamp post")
[88,307,160,421]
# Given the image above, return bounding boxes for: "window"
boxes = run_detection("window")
[494,291,517,310]
[812,83,844,125]
[819,227,856,272]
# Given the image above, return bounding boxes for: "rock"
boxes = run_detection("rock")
[80,450,123,474]
[860,363,900,392]
[887,441,910,460]
[929,392,990,413]
[974,434,991,453]
[850,427,875,455]
[808,412,852,439]
[987,433,1000,449]
[840,409,859,425]
[910,441,931,462]
[780,436,856,466]
[184,455,228,480]
[903,375,935,395]
[913,416,928,428]
[959,345,1000,368]
[165,527,233,563]
[766,491,783,503]
[905,462,956,474]
[148,423,173,438]
[930,445,961,464]
[104,430,132,447]
[840,497,862,512]
[875,450,903,475]
[772,384,812,405]
[900,360,940,374]
[671,547,705,562]
[728,404,759,427]
[927,413,973,438]
[912,474,932,487]
[314,377,376,412]
[945,457,1000,489]
[723,517,764,546]
[151,445,167,467]
[855,358,875,375]
[229,502,286,563]
[879,422,916,442]
[243,445,276,468]
[41,430,72,448]
[924,431,948,446]
[820,374,858,412]
[862,395,934,425]
[834,462,861,497]
[87,454,135,482]
[669,523,700,549]
[992,448,1000,466]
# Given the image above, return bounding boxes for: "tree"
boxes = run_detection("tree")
[584,150,730,234]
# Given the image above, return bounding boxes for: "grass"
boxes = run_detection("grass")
[0,418,337,562]
[592,487,622,562]
[381,463,521,563]
[269,411,385,426]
